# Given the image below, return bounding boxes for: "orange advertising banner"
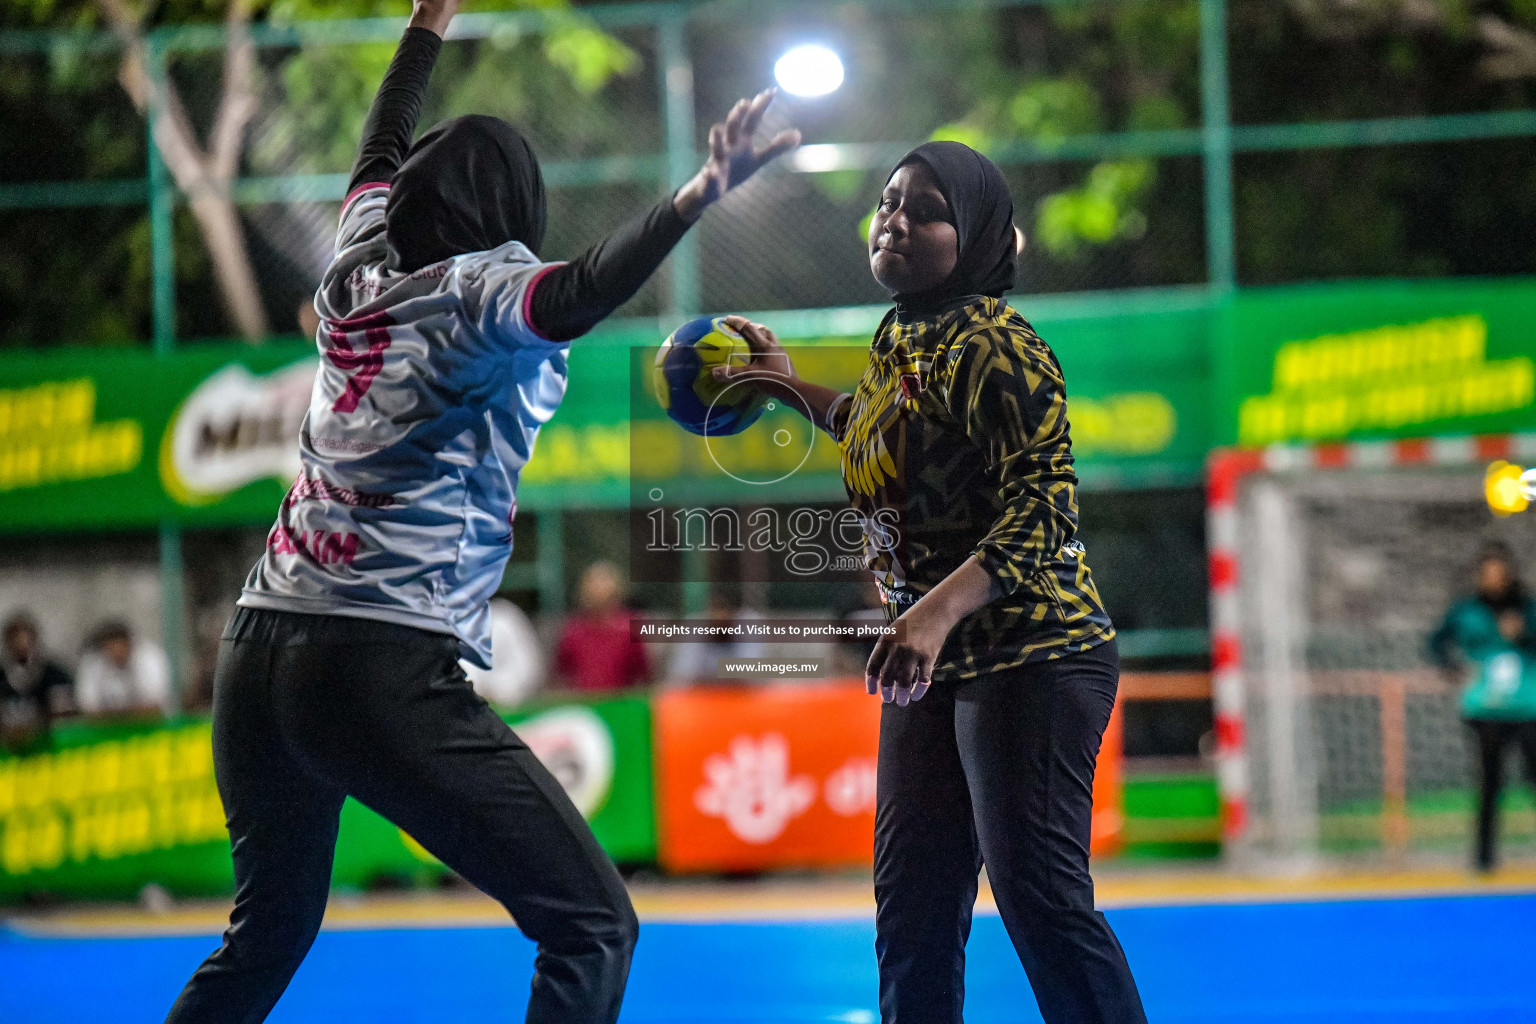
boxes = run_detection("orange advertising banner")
[1091,698,1126,858]
[655,680,1126,872]
[655,682,881,872]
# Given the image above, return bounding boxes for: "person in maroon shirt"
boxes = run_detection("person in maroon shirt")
[555,561,651,691]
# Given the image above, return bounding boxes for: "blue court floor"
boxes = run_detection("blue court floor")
[3,888,1535,1023]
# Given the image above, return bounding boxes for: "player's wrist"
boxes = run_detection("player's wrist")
[408,0,457,37]
[672,176,712,224]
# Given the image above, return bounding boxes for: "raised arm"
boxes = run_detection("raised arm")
[347,0,458,196]
[529,89,800,341]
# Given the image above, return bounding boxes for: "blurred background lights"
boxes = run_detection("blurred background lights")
[1484,460,1529,515]
[774,44,845,97]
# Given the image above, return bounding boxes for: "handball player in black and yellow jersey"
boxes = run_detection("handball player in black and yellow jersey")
[713,141,1147,1024]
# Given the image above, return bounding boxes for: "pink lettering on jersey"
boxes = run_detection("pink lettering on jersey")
[410,262,450,281]
[325,310,395,413]
[318,531,359,564]
[267,525,360,565]
[284,475,396,509]
[268,525,297,555]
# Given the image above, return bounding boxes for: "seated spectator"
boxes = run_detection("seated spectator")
[553,562,651,692]
[664,591,766,686]
[0,612,75,754]
[76,621,174,719]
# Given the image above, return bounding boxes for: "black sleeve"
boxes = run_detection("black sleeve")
[529,196,692,341]
[348,27,444,195]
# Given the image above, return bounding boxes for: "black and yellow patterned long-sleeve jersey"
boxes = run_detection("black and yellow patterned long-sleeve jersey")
[829,295,1114,682]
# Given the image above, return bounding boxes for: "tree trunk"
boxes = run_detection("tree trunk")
[186,190,268,342]
[99,0,269,342]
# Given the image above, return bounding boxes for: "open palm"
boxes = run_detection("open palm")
[698,89,802,202]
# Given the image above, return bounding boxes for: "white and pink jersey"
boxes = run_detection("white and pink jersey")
[239,183,566,668]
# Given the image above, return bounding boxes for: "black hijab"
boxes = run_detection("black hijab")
[887,140,1016,320]
[386,114,547,273]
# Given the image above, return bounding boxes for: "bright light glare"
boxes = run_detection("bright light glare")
[774,45,845,98]
[1486,460,1530,515]
[789,143,843,172]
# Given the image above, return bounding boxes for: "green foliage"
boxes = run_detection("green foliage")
[1008,77,1103,141]
[255,42,395,174]
[928,121,992,153]
[925,2,1199,266]
[1,0,644,345]
[1035,159,1154,259]
[540,11,637,96]
[252,5,642,177]
[813,170,869,204]
[1127,93,1186,132]
[7,0,1536,344]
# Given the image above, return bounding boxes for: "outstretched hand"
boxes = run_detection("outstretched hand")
[674,89,801,222]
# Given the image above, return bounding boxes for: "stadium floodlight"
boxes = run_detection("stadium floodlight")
[774,45,845,97]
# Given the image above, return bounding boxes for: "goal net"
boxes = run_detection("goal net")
[1213,440,1536,867]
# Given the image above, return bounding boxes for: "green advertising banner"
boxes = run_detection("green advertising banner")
[1218,278,1536,448]
[10,276,1536,533]
[529,301,1215,511]
[0,297,1216,533]
[0,343,315,533]
[1043,305,1212,487]
[0,694,654,902]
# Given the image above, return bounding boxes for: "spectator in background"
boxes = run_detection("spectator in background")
[76,620,174,719]
[1429,541,1536,873]
[664,591,766,686]
[0,613,75,754]
[554,561,651,692]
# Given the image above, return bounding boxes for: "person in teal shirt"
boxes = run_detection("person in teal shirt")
[1429,542,1536,872]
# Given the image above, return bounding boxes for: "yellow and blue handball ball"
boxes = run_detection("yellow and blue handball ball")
[652,315,768,436]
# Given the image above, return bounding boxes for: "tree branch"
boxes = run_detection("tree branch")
[1478,14,1536,81]
[1287,0,1536,82]
[94,0,269,340]
[209,0,257,182]
[96,0,209,191]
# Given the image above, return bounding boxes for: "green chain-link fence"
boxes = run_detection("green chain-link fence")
[4,0,1534,352]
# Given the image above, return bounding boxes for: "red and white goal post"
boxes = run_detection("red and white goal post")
[1207,432,1536,866]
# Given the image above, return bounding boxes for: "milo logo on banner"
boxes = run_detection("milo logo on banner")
[515,706,616,818]
[160,359,316,506]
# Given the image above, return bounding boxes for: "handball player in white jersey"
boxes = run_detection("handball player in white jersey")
[163,3,798,1021]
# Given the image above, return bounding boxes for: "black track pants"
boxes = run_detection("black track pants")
[165,607,637,1024]
[873,639,1146,1024]
[1468,718,1536,872]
